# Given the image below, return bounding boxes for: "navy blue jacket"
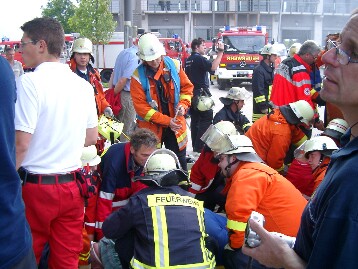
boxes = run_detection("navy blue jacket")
[295,131,358,268]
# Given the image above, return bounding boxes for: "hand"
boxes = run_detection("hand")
[261,108,269,114]
[176,105,185,117]
[104,107,114,117]
[314,120,325,131]
[169,118,182,133]
[242,219,306,269]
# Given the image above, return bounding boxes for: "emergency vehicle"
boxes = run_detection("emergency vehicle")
[93,33,190,83]
[215,25,269,90]
[0,40,34,71]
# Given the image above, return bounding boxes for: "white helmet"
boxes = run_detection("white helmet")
[219,87,249,105]
[301,136,338,160]
[197,96,215,111]
[288,43,302,57]
[137,149,189,187]
[81,145,101,167]
[322,118,348,140]
[201,121,237,152]
[216,134,263,163]
[289,100,314,126]
[71,37,93,54]
[269,44,280,56]
[137,33,166,61]
[261,44,272,55]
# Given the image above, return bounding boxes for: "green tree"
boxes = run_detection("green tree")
[68,0,116,44]
[41,0,77,33]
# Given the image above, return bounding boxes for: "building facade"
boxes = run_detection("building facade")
[110,0,355,46]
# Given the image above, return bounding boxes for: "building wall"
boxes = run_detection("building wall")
[114,0,353,46]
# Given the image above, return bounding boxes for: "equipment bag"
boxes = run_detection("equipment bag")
[75,167,98,199]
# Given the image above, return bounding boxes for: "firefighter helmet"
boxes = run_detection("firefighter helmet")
[137,33,166,61]
[71,38,93,54]
[197,96,215,111]
[216,134,263,163]
[289,100,314,126]
[288,43,302,57]
[219,87,249,105]
[269,44,280,56]
[81,145,101,167]
[261,44,272,55]
[300,136,338,160]
[322,118,348,140]
[201,121,237,152]
[135,149,189,187]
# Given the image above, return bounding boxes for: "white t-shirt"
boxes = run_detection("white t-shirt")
[15,62,98,174]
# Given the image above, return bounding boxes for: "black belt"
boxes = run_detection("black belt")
[25,173,75,184]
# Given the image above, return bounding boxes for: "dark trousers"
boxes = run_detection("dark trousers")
[223,248,273,269]
[162,128,187,171]
[195,179,226,211]
[190,108,213,153]
[11,248,37,269]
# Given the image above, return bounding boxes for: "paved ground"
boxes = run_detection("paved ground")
[186,82,253,157]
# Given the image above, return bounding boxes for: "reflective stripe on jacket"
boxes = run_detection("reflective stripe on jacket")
[225,162,307,249]
[270,54,314,109]
[131,57,193,150]
[102,186,216,269]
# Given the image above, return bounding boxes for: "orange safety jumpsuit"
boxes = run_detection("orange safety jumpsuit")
[225,162,307,249]
[312,158,330,194]
[130,58,193,151]
[69,58,110,116]
[246,109,307,172]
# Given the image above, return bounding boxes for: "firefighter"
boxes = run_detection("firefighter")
[286,118,348,197]
[213,87,252,134]
[245,100,314,173]
[295,136,338,198]
[95,128,158,240]
[208,134,307,269]
[102,148,216,269]
[69,37,113,117]
[130,33,193,170]
[185,37,224,153]
[252,44,278,122]
[189,121,238,211]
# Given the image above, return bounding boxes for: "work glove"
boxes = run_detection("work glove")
[104,107,114,118]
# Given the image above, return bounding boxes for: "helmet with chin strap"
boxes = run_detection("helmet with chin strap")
[133,149,189,188]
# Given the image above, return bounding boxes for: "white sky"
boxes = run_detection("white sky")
[0,0,48,40]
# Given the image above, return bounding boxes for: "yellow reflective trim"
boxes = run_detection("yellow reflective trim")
[276,163,285,172]
[310,88,317,95]
[294,135,307,147]
[151,207,161,267]
[148,194,203,210]
[227,219,247,231]
[160,207,169,267]
[242,123,252,130]
[254,96,266,103]
[132,258,215,269]
[180,94,192,101]
[144,109,156,121]
[252,113,265,122]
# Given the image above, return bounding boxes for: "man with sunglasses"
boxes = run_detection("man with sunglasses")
[242,9,358,269]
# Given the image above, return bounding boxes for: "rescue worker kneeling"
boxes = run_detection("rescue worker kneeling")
[208,134,307,269]
[102,149,216,269]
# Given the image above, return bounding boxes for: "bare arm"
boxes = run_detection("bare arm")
[85,126,98,146]
[114,77,128,95]
[211,42,225,71]
[16,130,32,170]
[242,219,307,269]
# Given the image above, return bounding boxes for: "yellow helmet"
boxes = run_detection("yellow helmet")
[137,33,166,61]
[288,43,302,57]
[71,37,93,54]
